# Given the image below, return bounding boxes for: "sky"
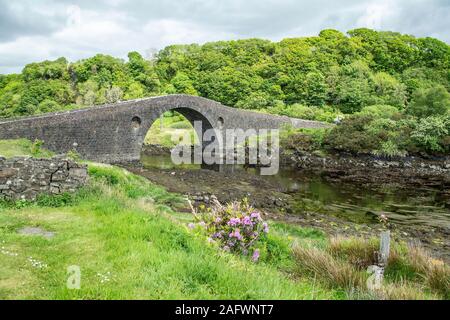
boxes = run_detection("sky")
[1,0,449,74]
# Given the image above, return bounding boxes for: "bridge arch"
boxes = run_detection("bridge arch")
[0,94,329,163]
[137,105,217,156]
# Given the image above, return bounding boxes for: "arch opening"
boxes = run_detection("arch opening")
[140,107,218,169]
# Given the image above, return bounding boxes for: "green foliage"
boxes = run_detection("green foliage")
[30,139,44,157]
[35,192,75,207]
[324,115,380,154]
[1,28,447,121]
[358,104,400,119]
[407,85,450,118]
[0,139,54,158]
[410,115,449,153]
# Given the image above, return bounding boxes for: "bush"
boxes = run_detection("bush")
[281,128,328,153]
[188,198,269,262]
[324,115,380,154]
[410,115,449,153]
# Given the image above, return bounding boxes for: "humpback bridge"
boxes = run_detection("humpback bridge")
[0,95,328,163]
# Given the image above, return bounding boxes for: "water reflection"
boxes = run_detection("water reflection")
[140,153,450,230]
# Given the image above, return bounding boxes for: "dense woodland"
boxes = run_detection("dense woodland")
[0,28,449,156]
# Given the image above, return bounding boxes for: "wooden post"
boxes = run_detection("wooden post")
[367,230,390,291]
[378,230,390,267]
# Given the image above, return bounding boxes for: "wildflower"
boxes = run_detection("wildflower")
[223,245,230,252]
[242,216,252,225]
[188,223,195,229]
[252,249,260,262]
[215,217,222,223]
[250,211,261,220]
[263,222,269,234]
[199,221,206,228]
[212,232,223,239]
[228,218,241,226]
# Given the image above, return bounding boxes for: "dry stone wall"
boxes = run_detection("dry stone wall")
[0,156,88,201]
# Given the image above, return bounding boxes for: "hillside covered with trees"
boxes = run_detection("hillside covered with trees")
[1,28,449,156]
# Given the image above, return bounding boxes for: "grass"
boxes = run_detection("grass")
[0,139,54,158]
[1,138,448,300]
[0,157,339,299]
[292,236,449,300]
[144,114,198,148]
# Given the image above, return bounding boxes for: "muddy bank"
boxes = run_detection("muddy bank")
[125,163,292,212]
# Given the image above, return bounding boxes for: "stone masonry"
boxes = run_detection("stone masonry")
[0,156,88,201]
[0,95,330,164]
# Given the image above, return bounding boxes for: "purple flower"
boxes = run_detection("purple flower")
[227,218,241,226]
[188,223,195,229]
[242,216,252,225]
[229,229,243,240]
[252,249,260,262]
[250,211,261,220]
[212,232,223,239]
[263,222,269,234]
[199,221,206,228]
[215,217,222,223]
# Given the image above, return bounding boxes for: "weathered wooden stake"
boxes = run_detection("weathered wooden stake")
[367,230,391,291]
[379,230,390,267]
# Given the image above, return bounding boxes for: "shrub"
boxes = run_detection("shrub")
[372,140,407,158]
[36,192,75,207]
[267,103,341,123]
[324,115,380,154]
[410,115,449,153]
[188,198,269,262]
[30,139,43,156]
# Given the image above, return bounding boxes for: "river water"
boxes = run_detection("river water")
[140,154,449,229]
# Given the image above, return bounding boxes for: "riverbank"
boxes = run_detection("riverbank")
[132,146,450,262]
[282,149,450,191]
[1,139,448,299]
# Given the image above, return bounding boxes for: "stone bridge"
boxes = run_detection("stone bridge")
[0,95,328,163]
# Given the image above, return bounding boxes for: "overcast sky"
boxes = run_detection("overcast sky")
[1,0,449,74]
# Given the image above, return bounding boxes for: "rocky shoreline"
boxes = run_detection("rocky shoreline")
[281,150,450,191]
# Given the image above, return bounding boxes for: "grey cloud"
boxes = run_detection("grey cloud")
[0,0,67,41]
[0,0,449,74]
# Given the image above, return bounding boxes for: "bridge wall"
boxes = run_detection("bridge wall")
[0,95,328,163]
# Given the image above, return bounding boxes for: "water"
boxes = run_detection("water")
[140,154,450,231]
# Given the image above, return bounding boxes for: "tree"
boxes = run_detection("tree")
[105,86,123,103]
[408,85,450,118]
[170,72,197,95]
